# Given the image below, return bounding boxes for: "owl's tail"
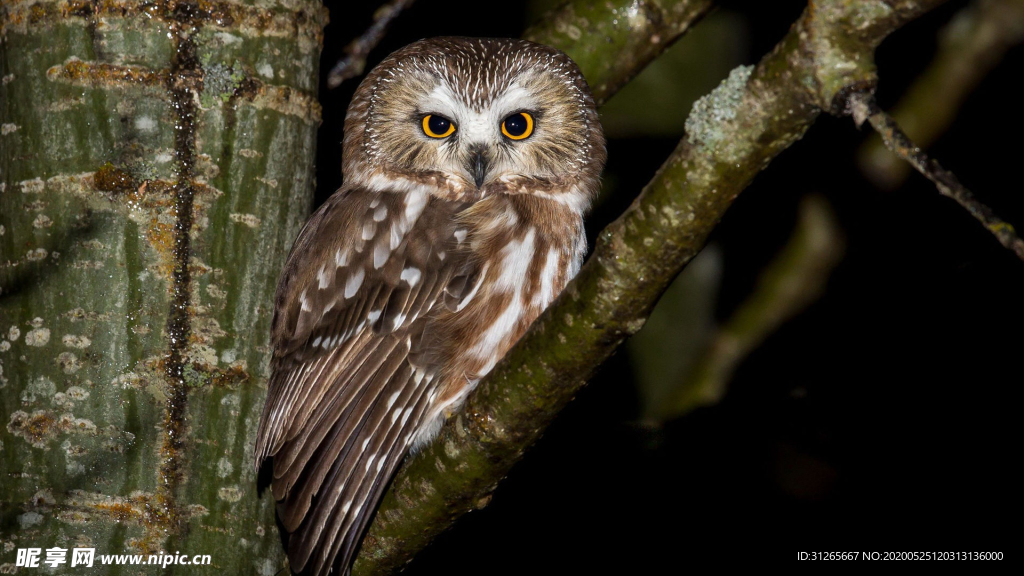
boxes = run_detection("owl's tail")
[264,334,438,576]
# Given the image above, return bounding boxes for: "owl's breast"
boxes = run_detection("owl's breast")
[430,193,587,414]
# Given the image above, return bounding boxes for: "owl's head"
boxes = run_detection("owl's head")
[343,37,605,210]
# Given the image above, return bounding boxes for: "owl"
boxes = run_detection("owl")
[255,37,605,575]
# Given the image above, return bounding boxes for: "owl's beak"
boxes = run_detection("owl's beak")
[467,146,491,189]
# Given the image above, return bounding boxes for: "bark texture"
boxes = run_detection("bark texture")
[523,0,714,106]
[0,1,325,572]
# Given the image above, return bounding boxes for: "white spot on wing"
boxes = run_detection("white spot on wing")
[373,205,387,221]
[374,241,390,269]
[345,268,365,298]
[362,221,376,241]
[318,266,331,289]
[335,247,351,267]
[454,229,467,243]
[400,267,421,287]
[390,222,404,250]
[403,188,428,221]
[392,313,407,329]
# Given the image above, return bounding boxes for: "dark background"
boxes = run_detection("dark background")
[315,0,1018,569]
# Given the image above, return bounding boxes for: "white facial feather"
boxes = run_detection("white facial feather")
[424,81,535,135]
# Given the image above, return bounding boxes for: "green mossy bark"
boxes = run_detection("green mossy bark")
[0,1,325,572]
[524,0,714,106]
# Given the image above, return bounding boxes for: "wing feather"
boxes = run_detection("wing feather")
[281,336,408,534]
[312,370,438,576]
[256,185,477,575]
[273,334,399,505]
[295,362,421,573]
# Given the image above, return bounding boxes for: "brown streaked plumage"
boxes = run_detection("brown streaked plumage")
[255,37,605,575]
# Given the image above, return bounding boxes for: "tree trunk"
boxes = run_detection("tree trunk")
[0,1,325,572]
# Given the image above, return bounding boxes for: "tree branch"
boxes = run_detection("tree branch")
[327,0,417,89]
[352,1,949,574]
[658,195,845,421]
[523,0,715,106]
[850,92,1024,260]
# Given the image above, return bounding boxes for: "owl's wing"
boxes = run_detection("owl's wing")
[255,186,479,576]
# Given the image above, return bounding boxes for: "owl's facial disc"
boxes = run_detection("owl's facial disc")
[350,37,603,204]
[415,101,499,189]
[406,74,581,192]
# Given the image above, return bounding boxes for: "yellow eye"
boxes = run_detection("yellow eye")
[422,114,456,138]
[501,112,533,140]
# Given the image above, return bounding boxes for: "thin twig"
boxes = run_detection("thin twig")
[850,92,1024,261]
[858,0,1024,188]
[327,0,417,89]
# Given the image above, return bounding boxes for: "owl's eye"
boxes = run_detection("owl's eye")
[422,114,456,138]
[501,112,534,140]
